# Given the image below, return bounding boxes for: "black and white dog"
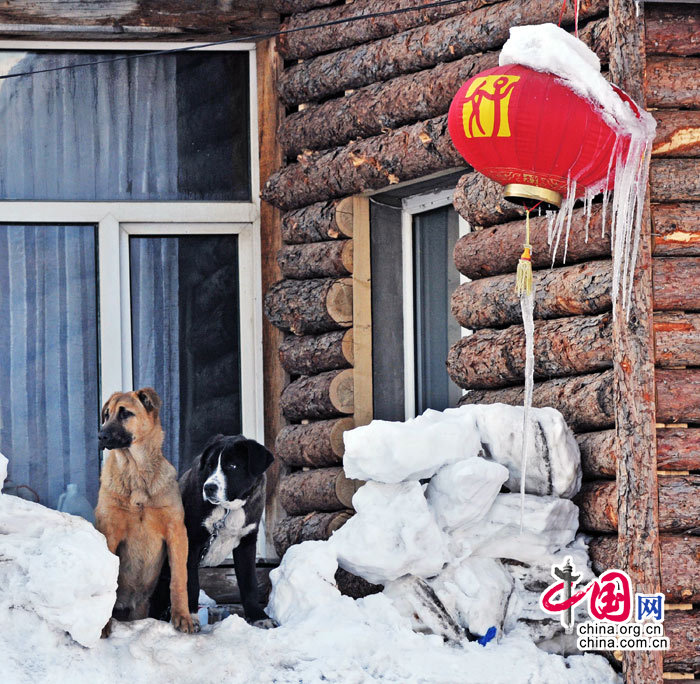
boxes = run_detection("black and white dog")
[151,434,274,627]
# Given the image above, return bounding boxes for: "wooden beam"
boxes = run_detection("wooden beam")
[352,196,373,428]
[608,2,662,680]
[257,38,288,559]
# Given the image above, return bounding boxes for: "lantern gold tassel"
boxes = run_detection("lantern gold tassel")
[515,209,533,296]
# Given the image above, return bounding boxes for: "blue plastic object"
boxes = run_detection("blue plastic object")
[477,626,497,646]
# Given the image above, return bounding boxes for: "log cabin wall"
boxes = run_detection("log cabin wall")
[448,2,700,677]
[261,1,607,551]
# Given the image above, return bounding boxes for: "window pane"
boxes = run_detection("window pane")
[130,235,241,474]
[414,206,462,414]
[0,51,250,201]
[0,225,100,509]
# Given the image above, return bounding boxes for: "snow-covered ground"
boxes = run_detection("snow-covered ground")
[0,404,620,683]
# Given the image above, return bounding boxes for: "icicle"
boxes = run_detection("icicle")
[550,179,576,268]
[562,179,577,264]
[519,288,535,533]
[583,189,594,243]
[546,210,556,248]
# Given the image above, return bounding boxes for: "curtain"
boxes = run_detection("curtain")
[130,238,181,473]
[0,53,178,200]
[0,225,100,508]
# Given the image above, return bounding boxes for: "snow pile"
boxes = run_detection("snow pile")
[501,23,656,317]
[267,404,617,682]
[0,452,118,647]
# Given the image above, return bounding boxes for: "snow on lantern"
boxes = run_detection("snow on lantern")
[448,23,657,525]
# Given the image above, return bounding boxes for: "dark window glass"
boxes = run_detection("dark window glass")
[0,51,250,201]
[130,235,241,473]
[0,224,100,508]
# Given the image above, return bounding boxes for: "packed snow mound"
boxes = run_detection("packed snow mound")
[0,452,118,648]
[344,403,581,498]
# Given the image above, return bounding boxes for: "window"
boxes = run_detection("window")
[370,179,468,421]
[0,43,262,513]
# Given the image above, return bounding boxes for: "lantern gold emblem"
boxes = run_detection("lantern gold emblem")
[461,75,520,139]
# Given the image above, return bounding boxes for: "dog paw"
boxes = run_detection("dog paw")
[101,619,113,639]
[251,618,277,630]
[172,612,199,634]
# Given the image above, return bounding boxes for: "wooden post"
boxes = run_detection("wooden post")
[257,38,289,559]
[608,1,663,680]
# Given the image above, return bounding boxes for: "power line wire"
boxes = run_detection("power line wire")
[0,0,472,81]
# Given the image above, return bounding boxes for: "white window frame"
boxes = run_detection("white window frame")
[0,40,264,445]
[400,188,470,419]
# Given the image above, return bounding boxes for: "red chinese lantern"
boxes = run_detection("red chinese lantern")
[447,64,640,210]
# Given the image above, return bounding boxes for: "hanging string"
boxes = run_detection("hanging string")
[556,0,580,37]
[515,209,533,297]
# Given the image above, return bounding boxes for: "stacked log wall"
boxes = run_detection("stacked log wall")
[447,4,699,673]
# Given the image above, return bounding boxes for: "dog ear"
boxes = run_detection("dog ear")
[199,434,225,469]
[245,440,274,477]
[136,387,161,415]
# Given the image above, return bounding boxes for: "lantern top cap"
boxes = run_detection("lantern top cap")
[500,23,655,141]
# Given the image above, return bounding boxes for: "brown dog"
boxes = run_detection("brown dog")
[95,387,195,635]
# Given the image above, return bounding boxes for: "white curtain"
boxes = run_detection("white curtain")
[0,52,177,200]
[0,225,100,508]
[130,238,181,473]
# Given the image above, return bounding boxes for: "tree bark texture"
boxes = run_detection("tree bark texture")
[656,369,700,425]
[652,110,700,158]
[653,257,700,311]
[272,0,335,13]
[651,159,700,202]
[663,609,700,675]
[335,568,383,599]
[447,313,613,390]
[281,198,354,244]
[274,417,354,468]
[589,535,700,604]
[578,476,700,534]
[451,260,612,330]
[265,277,353,335]
[279,329,353,375]
[280,51,499,157]
[277,0,484,61]
[273,510,353,556]
[453,205,611,279]
[646,57,700,109]
[652,203,700,256]
[279,467,363,515]
[278,240,353,279]
[453,172,526,228]
[458,370,615,432]
[654,312,700,368]
[261,115,463,211]
[577,428,700,478]
[280,369,354,421]
[645,3,700,56]
[277,0,607,105]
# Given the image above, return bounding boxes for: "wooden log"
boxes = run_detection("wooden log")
[656,369,700,425]
[651,159,700,203]
[653,258,700,312]
[645,4,700,57]
[261,114,464,211]
[281,198,354,244]
[278,240,353,279]
[453,205,611,279]
[264,277,352,335]
[277,0,607,106]
[663,609,700,675]
[274,417,354,468]
[279,466,363,515]
[458,370,615,432]
[278,0,481,61]
[335,568,383,599]
[589,535,700,604]
[272,0,335,13]
[577,428,700,478]
[646,57,700,109]
[280,369,354,421]
[451,260,612,330]
[655,313,700,368]
[652,110,700,158]
[273,510,353,557]
[199,565,273,605]
[453,172,526,228]
[279,51,499,157]
[652,203,700,256]
[447,313,612,390]
[279,329,354,375]
[578,476,700,533]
